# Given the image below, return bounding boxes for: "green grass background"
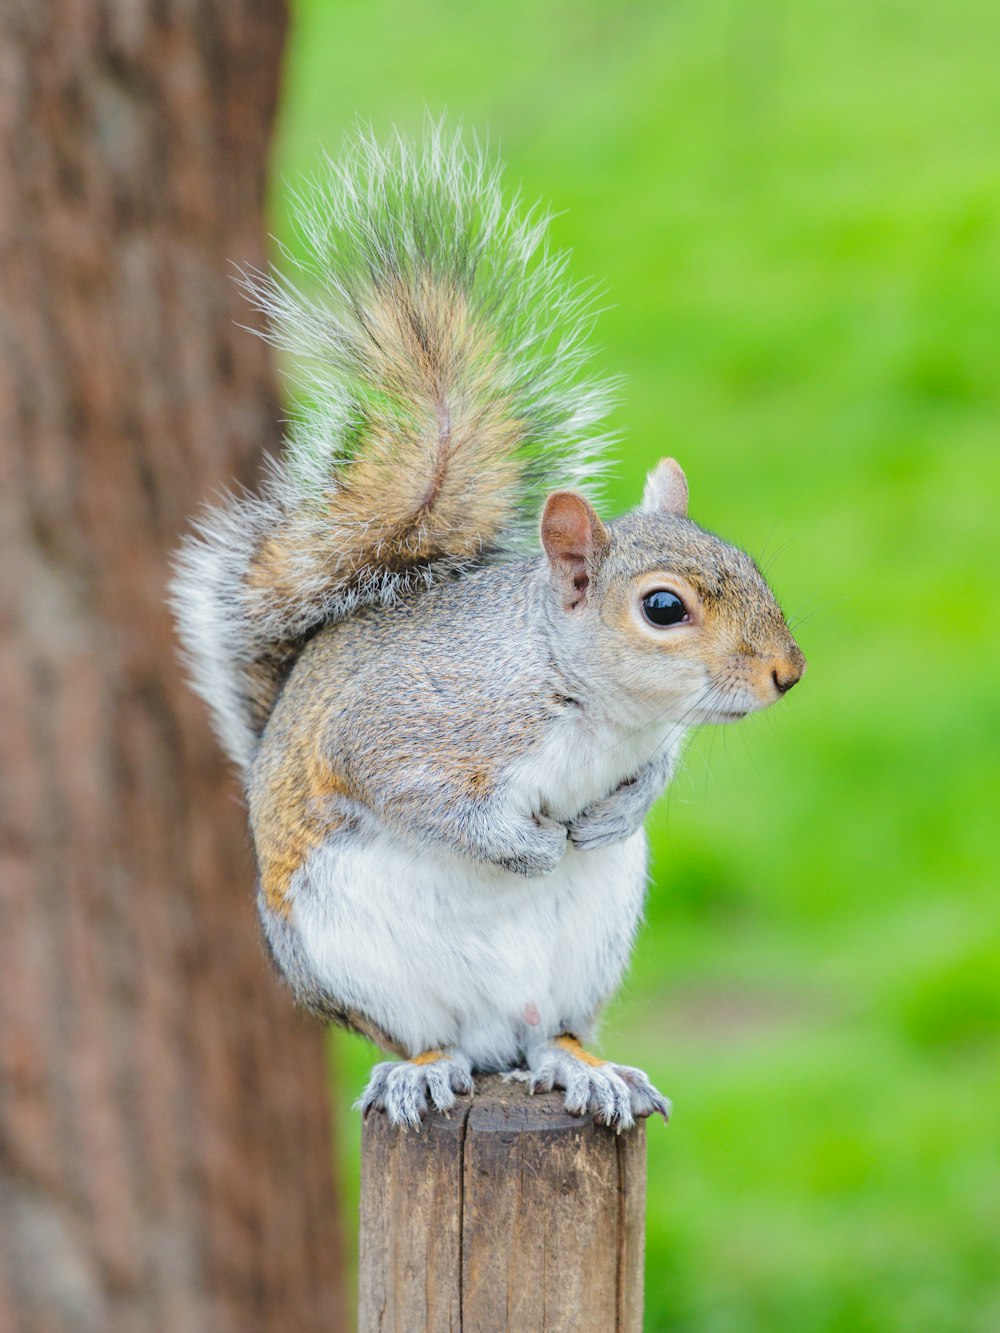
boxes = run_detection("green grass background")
[272,2,1000,1328]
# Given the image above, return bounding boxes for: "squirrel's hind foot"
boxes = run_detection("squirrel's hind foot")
[527,1035,671,1132]
[357,1051,474,1129]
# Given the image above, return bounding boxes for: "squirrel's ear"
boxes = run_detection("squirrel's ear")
[642,458,688,517]
[541,491,610,611]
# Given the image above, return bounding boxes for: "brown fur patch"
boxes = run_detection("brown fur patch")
[254,746,358,916]
[555,1034,605,1067]
[410,1049,447,1066]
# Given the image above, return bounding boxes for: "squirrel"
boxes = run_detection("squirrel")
[170,125,806,1131]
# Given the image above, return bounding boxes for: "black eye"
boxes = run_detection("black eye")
[641,589,688,627]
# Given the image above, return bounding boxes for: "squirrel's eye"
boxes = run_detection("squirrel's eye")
[641,589,688,628]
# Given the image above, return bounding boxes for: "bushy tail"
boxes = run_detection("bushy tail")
[170,123,615,774]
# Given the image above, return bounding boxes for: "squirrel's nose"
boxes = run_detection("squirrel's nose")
[771,660,804,696]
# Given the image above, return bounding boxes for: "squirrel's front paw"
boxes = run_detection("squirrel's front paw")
[568,757,672,851]
[570,794,642,847]
[497,814,567,877]
[568,784,646,851]
[357,1052,474,1129]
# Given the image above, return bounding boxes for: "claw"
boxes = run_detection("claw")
[526,1041,669,1131]
[356,1053,474,1128]
[612,1063,672,1123]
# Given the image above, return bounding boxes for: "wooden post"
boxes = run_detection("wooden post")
[359,1074,646,1332]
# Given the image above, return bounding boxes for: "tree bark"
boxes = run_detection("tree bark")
[0,4,346,1330]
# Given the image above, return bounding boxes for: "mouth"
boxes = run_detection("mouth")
[708,708,748,723]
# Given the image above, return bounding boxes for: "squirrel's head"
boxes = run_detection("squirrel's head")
[540,460,806,726]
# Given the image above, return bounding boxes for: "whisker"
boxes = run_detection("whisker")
[759,531,802,579]
[788,598,847,633]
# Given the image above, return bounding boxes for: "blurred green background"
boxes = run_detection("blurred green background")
[271,2,999,1328]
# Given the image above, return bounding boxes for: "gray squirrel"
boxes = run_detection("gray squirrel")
[171,125,805,1130]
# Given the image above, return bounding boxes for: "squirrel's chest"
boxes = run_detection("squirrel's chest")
[515,712,668,821]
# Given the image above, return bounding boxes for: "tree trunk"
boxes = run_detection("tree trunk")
[0,4,346,1330]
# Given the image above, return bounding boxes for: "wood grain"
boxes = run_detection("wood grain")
[359,1075,646,1333]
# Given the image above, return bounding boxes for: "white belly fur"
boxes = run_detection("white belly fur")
[289,828,648,1068]
[287,712,676,1068]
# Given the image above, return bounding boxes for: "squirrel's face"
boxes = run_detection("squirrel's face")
[540,460,806,726]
